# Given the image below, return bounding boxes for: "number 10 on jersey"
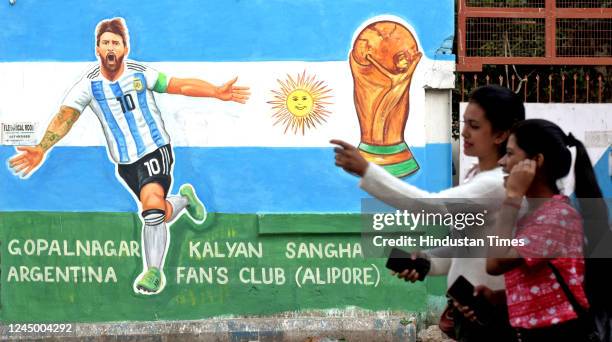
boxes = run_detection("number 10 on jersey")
[116,94,136,113]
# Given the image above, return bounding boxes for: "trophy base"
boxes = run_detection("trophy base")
[358,142,419,178]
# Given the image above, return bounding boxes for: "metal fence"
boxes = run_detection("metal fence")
[467,0,546,7]
[556,19,612,56]
[458,0,612,71]
[458,72,611,102]
[466,18,545,57]
[556,0,612,8]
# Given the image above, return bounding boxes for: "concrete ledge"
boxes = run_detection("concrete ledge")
[2,313,424,341]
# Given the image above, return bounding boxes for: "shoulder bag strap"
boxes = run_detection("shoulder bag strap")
[547,261,588,317]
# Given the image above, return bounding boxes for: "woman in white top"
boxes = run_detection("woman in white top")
[332,85,525,342]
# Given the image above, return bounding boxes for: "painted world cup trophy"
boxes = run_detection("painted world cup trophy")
[350,20,422,177]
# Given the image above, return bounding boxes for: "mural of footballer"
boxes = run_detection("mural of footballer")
[7,17,251,294]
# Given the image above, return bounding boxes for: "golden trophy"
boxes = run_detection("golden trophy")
[350,21,422,177]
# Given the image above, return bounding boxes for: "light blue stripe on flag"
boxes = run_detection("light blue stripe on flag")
[134,73,164,148]
[109,82,146,157]
[0,145,453,213]
[91,81,129,163]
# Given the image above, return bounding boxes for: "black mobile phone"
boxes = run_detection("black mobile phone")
[385,248,431,281]
[447,276,494,325]
[447,275,475,303]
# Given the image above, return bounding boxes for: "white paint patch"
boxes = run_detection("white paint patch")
[584,131,612,148]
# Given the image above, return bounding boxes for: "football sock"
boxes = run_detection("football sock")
[166,195,188,222]
[142,209,167,269]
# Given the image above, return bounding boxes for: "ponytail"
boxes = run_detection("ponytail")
[565,134,609,259]
[568,136,612,307]
[568,134,603,199]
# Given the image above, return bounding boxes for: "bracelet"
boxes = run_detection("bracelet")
[503,198,522,209]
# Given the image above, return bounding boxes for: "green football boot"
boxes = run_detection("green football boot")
[179,183,207,224]
[136,267,162,293]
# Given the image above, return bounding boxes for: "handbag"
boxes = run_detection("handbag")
[439,299,456,339]
[548,262,601,342]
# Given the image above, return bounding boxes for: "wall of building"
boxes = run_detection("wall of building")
[0,0,455,327]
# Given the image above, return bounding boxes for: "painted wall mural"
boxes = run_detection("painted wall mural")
[0,0,455,322]
[8,17,251,295]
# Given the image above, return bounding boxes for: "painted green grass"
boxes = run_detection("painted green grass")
[0,212,446,323]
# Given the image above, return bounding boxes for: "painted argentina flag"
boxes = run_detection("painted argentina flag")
[0,0,455,214]
[0,0,455,323]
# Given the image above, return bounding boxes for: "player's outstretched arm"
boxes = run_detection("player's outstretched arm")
[8,105,81,177]
[167,77,251,104]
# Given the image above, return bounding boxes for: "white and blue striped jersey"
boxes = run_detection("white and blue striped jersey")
[62,60,171,164]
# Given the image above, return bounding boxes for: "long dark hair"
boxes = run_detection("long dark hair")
[512,119,611,307]
[469,85,525,157]
[511,119,601,198]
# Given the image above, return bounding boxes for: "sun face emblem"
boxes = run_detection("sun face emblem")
[268,71,332,135]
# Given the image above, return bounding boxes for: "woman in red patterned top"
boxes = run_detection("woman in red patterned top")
[486,119,603,341]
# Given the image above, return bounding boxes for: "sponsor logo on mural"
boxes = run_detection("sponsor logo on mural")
[1,122,37,145]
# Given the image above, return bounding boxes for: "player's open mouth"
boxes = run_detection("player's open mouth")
[107,54,116,63]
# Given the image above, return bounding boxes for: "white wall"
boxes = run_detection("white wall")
[459,103,612,183]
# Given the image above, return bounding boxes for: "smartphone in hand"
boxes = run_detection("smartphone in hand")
[447,276,495,325]
[385,248,431,281]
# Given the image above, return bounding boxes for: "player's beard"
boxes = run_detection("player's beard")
[101,52,124,73]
